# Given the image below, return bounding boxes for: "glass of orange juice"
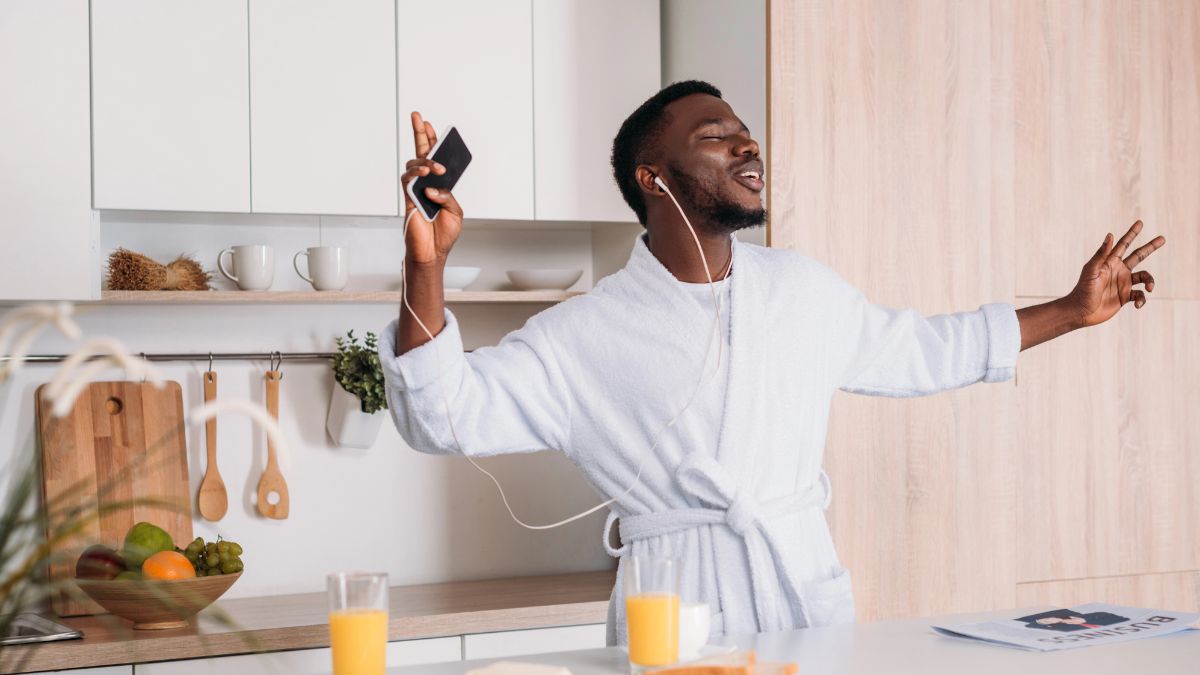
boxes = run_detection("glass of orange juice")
[328,572,389,675]
[624,556,679,672]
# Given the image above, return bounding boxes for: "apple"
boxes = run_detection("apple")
[75,544,126,580]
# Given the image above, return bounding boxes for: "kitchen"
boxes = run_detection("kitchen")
[1,1,1198,674]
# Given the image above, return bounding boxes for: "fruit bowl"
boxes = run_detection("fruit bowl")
[75,572,241,630]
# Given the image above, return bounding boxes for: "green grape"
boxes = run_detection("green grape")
[218,551,231,565]
[205,552,220,568]
[219,559,242,574]
[185,538,205,556]
[227,542,243,556]
[216,541,230,555]
[205,543,219,556]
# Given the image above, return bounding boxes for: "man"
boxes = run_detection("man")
[379,81,1165,644]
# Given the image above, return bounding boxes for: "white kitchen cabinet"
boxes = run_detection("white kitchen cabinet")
[397,0,534,221]
[250,0,398,216]
[133,637,460,674]
[0,0,95,301]
[532,0,660,222]
[462,624,606,660]
[91,0,251,213]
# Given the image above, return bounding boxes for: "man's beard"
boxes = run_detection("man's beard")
[666,162,767,234]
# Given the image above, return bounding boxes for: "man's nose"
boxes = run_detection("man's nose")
[734,135,760,158]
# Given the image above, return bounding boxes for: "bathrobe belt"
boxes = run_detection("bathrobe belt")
[603,454,833,631]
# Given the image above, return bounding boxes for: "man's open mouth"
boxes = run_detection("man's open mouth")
[733,162,765,193]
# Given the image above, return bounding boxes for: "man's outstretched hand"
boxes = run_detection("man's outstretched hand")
[1065,220,1165,327]
[1017,220,1166,351]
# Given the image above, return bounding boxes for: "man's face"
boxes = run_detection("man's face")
[658,94,766,233]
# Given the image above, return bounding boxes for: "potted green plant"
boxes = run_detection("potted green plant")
[327,330,387,448]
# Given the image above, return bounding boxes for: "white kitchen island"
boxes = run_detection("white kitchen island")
[386,608,1200,674]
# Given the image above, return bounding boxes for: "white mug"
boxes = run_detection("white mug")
[218,245,275,291]
[293,246,349,291]
[678,601,711,659]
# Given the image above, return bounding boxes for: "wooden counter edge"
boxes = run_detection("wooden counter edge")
[0,572,614,674]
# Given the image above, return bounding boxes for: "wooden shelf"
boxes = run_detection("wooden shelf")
[94,290,584,305]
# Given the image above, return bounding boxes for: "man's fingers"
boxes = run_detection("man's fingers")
[1090,233,1114,263]
[1131,270,1156,292]
[1123,235,1166,268]
[424,187,463,217]
[1110,220,1143,259]
[406,158,446,173]
[1129,289,1147,308]
[425,121,438,149]
[412,111,432,157]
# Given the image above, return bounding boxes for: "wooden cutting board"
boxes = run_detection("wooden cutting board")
[36,381,193,616]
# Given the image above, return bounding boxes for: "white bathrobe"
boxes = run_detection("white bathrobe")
[378,232,1020,644]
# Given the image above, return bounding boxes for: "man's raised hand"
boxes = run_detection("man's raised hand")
[1066,220,1166,327]
[401,111,463,267]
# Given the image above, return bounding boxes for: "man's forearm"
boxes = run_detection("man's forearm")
[1015,297,1086,351]
[396,261,447,356]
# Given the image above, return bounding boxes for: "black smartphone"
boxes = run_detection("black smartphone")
[406,126,472,222]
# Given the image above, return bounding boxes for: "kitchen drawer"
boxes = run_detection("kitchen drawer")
[463,624,606,660]
[133,636,460,674]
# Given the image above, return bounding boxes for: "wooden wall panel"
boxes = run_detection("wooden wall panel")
[1013,1,1200,300]
[1017,571,1200,612]
[769,0,1017,622]
[770,0,1198,622]
[1017,300,1200,582]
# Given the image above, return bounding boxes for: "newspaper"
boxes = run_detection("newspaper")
[932,603,1200,652]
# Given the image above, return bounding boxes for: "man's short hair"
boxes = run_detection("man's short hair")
[611,80,723,224]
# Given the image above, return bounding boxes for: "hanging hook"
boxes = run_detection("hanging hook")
[140,351,148,383]
[270,351,283,379]
[208,351,214,373]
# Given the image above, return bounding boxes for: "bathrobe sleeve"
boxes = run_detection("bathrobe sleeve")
[378,309,571,456]
[830,278,1021,397]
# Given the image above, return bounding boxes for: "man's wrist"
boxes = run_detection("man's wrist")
[1054,294,1089,331]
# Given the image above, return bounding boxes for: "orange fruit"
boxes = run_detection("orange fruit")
[142,550,196,580]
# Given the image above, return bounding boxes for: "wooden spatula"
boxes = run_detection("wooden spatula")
[197,370,228,521]
[256,369,290,519]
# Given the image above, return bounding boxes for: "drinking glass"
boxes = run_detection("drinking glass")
[624,556,679,671]
[328,572,388,675]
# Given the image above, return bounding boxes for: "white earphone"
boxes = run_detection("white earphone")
[398,169,729,530]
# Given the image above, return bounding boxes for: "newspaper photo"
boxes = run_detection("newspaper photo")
[932,603,1200,652]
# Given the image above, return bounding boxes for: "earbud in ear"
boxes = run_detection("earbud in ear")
[653,175,667,192]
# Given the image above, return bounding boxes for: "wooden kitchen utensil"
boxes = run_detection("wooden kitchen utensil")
[196,370,228,521]
[36,381,192,616]
[255,369,289,519]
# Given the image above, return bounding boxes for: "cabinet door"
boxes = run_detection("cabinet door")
[462,624,606,660]
[397,0,534,221]
[532,0,660,222]
[0,0,95,301]
[91,0,251,212]
[250,0,398,216]
[134,637,460,674]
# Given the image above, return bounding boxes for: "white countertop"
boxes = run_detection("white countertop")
[388,608,1200,674]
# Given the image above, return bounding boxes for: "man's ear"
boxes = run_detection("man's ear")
[635,165,664,196]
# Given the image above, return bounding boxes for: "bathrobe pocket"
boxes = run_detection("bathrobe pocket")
[800,567,856,627]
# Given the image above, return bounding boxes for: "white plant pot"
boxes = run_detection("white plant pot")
[326,383,384,449]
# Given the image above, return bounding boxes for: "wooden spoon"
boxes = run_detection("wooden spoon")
[197,370,228,521]
[256,369,290,519]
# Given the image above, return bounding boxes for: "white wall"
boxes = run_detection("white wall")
[660,0,768,247]
[0,214,620,600]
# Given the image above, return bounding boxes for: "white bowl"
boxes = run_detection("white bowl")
[443,266,481,291]
[506,269,583,291]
